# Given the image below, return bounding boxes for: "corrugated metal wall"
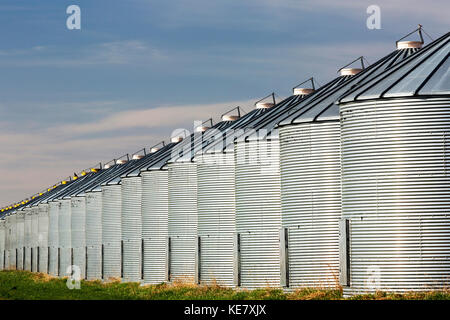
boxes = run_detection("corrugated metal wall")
[71,196,86,279]
[102,185,122,280]
[31,207,39,272]
[280,122,341,288]
[86,191,102,280]
[0,219,5,270]
[235,140,282,288]
[58,199,72,277]
[168,162,198,283]
[122,177,142,283]
[16,211,25,270]
[142,170,169,284]
[340,98,450,293]
[48,201,59,276]
[38,204,49,274]
[5,215,14,269]
[197,152,236,286]
[24,209,32,271]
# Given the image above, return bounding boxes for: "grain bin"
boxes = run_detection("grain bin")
[140,143,181,284]
[337,31,450,294]
[24,208,32,271]
[58,199,72,277]
[277,41,420,289]
[48,201,60,276]
[31,206,39,272]
[71,196,86,278]
[230,93,310,289]
[16,210,25,270]
[193,103,296,287]
[6,214,17,269]
[38,203,49,273]
[167,118,238,284]
[0,219,5,270]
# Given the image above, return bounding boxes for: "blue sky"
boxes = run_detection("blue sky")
[0,0,449,206]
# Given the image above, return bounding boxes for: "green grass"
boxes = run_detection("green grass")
[0,271,449,300]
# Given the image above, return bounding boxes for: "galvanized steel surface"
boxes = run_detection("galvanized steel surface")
[340,98,450,293]
[86,192,102,280]
[197,152,236,286]
[141,170,169,284]
[31,207,39,272]
[24,209,32,271]
[102,185,122,280]
[121,177,142,282]
[58,199,71,277]
[168,162,198,283]
[48,201,59,276]
[71,196,86,279]
[235,140,282,288]
[279,122,341,288]
[38,204,49,274]
[16,211,25,271]
[0,219,5,270]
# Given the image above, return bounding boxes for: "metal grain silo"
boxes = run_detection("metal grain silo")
[16,210,25,270]
[194,106,284,287]
[31,207,39,272]
[337,31,450,294]
[225,93,308,289]
[85,191,102,279]
[167,118,238,284]
[71,196,86,278]
[102,184,122,280]
[0,219,5,270]
[58,199,72,277]
[48,201,59,276]
[140,143,179,284]
[277,40,420,289]
[7,214,17,269]
[38,203,49,274]
[24,208,32,271]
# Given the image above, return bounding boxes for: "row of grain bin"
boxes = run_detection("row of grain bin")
[277,40,421,289]
[0,30,448,296]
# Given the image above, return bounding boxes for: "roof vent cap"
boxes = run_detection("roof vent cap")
[340,68,363,76]
[222,114,239,121]
[132,154,144,160]
[171,136,184,143]
[397,40,423,49]
[293,88,315,96]
[255,102,274,109]
[116,159,127,165]
[150,147,160,153]
[195,126,210,132]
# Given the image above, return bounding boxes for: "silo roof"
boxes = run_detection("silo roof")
[339,31,449,103]
[278,45,421,127]
[198,102,291,155]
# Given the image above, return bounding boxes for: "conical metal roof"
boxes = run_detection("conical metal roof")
[339,31,449,103]
[278,45,421,127]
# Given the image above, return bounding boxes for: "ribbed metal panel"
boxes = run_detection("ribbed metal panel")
[58,199,71,277]
[168,162,198,283]
[38,204,49,274]
[122,177,142,282]
[235,140,282,288]
[5,215,13,269]
[0,220,5,270]
[16,211,25,271]
[102,185,122,280]
[86,191,102,280]
[48,201,59,276]
[142,170,169,284]
[197,152,236,286]
[31,207,39,272]
[279,122,341,288]
[340,98,450,294]
[71,196,86,279]
[24,209,32,271]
